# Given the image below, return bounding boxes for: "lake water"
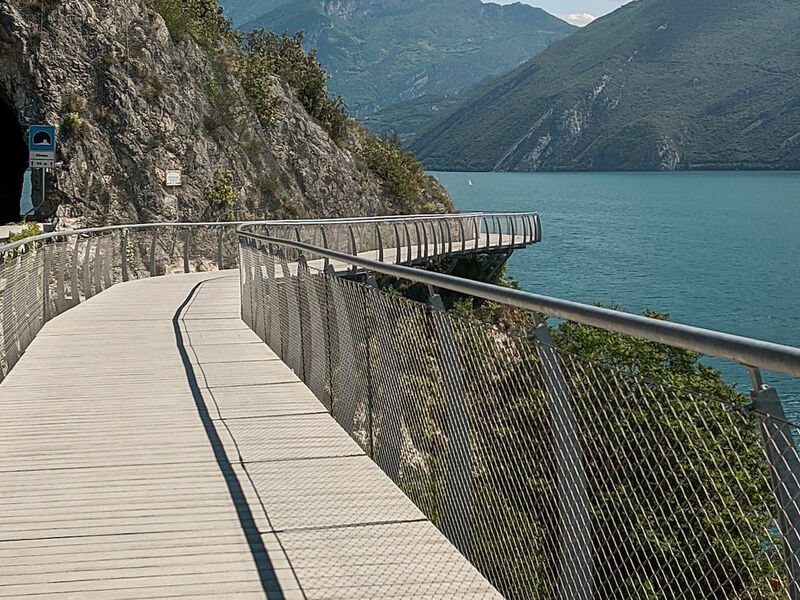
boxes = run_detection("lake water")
[20,170,33,215]
[434,171,800,415]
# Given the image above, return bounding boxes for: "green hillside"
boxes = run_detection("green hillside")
[360,94,463,144]
[412,0,800,171]
[220,0,289,27]
[234,0,575,117]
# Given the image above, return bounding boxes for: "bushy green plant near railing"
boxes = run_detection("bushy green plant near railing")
[7,222,43,244]
[5,223,44,259]
[361,134,441,213]
[545,313,780,600]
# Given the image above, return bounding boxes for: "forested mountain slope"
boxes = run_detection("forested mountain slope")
[237,0,575,116]
[412,0,800,171]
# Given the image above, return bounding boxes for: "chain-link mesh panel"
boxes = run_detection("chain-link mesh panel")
[0,224,247,381]
[0,214,534,383]
[239,237,800,600]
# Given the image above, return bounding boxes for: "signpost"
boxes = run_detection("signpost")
[165,170,182,187]
[27,125,56,221]
[29,125,56,168]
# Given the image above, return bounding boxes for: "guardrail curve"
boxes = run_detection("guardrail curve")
[236,224,800,600]
[0,212,538,380]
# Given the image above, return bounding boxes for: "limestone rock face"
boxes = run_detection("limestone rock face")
[0,0,447,226]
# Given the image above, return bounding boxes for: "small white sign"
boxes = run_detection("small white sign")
[165,170,182,187]
[30,158,55,168]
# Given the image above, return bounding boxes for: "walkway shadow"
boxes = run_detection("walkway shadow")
[173,280,287,600]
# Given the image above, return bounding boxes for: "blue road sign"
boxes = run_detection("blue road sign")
[29,125,56,153]
[29,124,56,168]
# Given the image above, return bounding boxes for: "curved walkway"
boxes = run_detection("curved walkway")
[0,272,501,599]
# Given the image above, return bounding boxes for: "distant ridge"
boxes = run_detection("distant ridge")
[411,0,800,172]
[228,0,575,118]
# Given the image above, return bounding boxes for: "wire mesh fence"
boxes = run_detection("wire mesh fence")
[0,223,240,379]
[239,233,800,600]
[0,213,535,383]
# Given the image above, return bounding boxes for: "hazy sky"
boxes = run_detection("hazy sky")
[485,0,631,26]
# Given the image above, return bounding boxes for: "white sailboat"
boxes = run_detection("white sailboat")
[468,179,473,186]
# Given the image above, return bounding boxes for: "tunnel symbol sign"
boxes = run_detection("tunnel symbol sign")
[33,131,52,146]
[29,124,56,168]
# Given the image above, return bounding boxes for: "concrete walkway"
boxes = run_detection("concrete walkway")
[0,272,501,599]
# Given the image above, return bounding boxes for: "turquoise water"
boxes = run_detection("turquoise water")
[20,170,33,216]
[434,171,800,414]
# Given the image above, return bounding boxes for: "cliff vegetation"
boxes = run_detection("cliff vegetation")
[0,0,449,227]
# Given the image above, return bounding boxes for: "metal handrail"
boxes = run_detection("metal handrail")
[238,230,800,379]
[0,212,537,255]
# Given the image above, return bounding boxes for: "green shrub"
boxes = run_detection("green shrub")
[8,222,43,244]
[7,222,44,254]
[62,112,87,137]
[146,0,232,46]
[240,30,349,141]
[361,134,440,213]
[93,104,117,125]
[204,170,235,218]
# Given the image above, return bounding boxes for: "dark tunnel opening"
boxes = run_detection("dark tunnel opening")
[0,97,27,224]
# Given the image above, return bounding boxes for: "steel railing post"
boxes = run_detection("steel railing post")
[82,237,93,299]
[92,235,104,295]
[348,225,358,274]
[459,219,466,253]
[183,229,191,274]
[149,228,158,277]
[55,236,67,313]
[121,228,129,282]
[376,224,384,263]
[535,324,593,600]
[428,291,471,556]
[278,249,301,374]
[394,224,401,265]
[750,368,800,600]
[70,236,80,305]
[320,226,330,270]
[446,219,453,254]
[327,263,358,433]
[266,248,282,354]
[42,241,51,324]
[217,228,224,270]
[521,215,528,244]
[295,254,309,382]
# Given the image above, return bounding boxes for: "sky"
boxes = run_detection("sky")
[485,0,631,27]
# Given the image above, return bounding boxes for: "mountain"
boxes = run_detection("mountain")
[360,94,463,144]
[412,0,800,172]
[221,0,288,28]
[236,0,576,117]
[0,0,448,227]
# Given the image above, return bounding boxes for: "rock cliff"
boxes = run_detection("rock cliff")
[0,0,449,227]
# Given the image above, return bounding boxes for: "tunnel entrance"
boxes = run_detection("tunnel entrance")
[0,97,27,224]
